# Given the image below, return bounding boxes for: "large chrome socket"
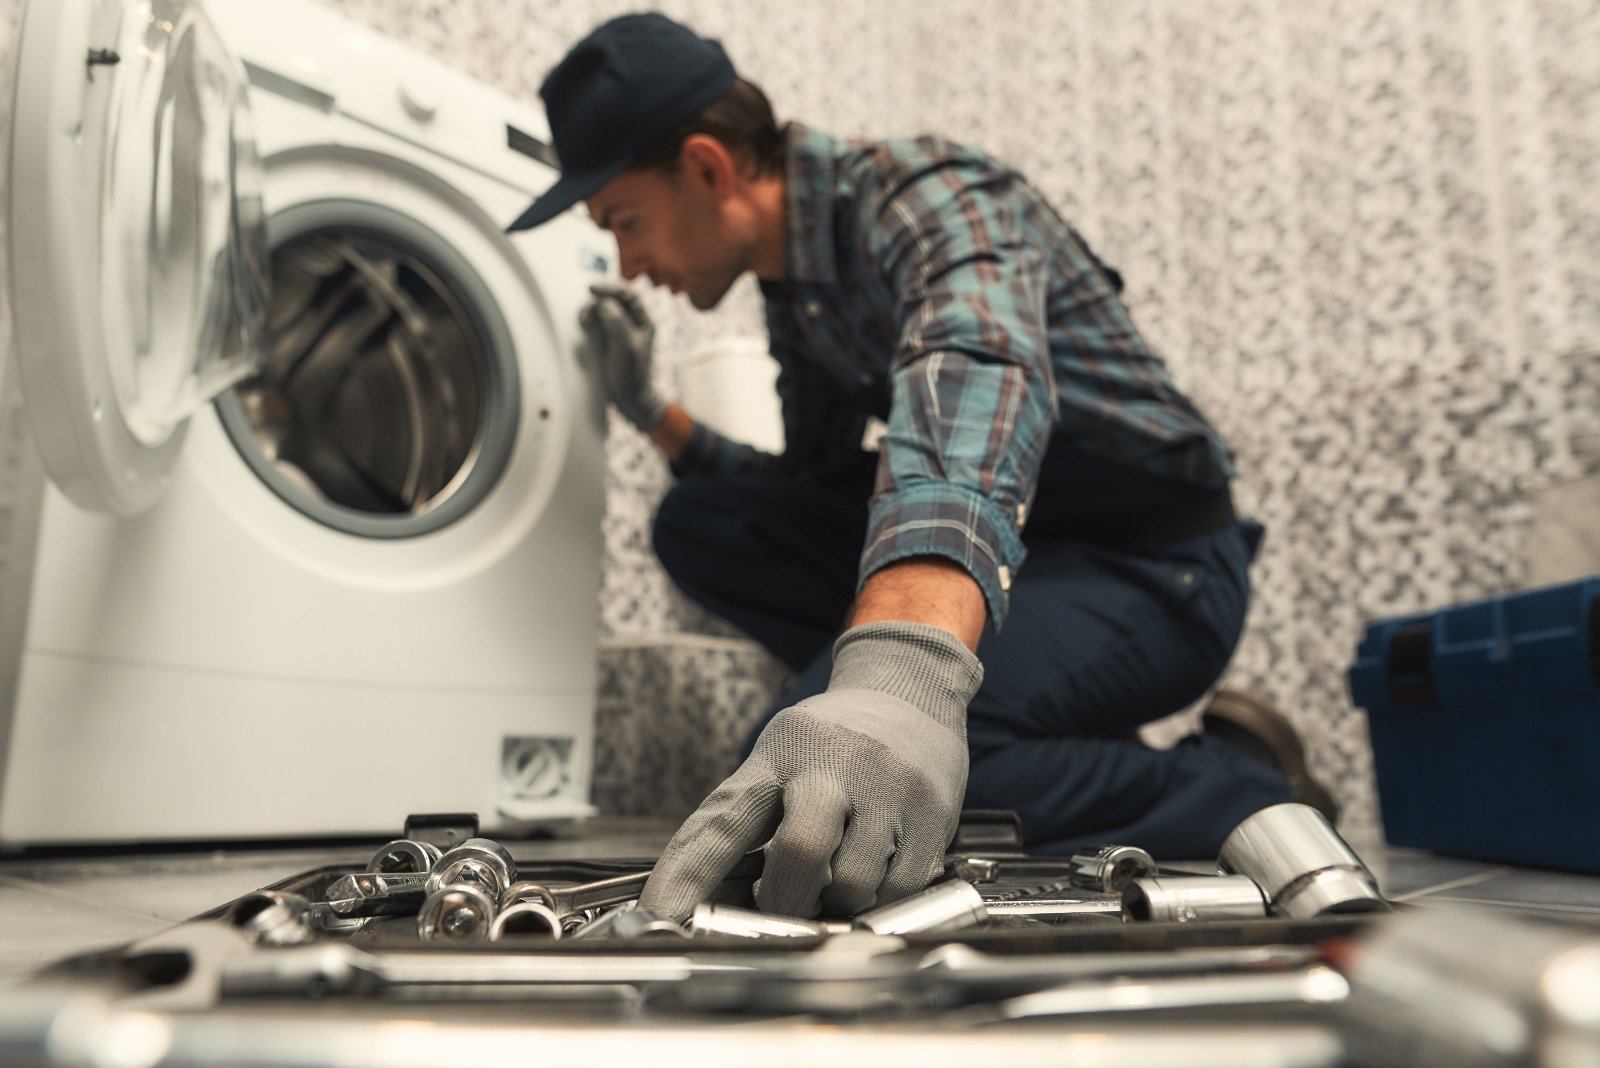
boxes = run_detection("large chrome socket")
[489,901,564,940]
[1122,876,1267,923]
[1340,906,1600,1068]
[1218,803,1388,918]
[1065,844,1158,895]
[855,880,987,935]
[366,839,442,875]
[426,838,516,899]
[417,882,499,942]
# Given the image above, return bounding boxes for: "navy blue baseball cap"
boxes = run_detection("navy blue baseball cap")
[505,13,738,232]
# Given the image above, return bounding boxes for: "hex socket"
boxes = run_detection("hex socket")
[1066,844,1158,894]
[855,880,987,935]
[417,882,498,942]
[489,901,564,940]
[426,838,516,898]
[1218,803,1388,918]
[366,839,442,875]
[1121,876,1267,923]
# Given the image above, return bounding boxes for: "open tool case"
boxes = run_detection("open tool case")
[32,810,1378,1038]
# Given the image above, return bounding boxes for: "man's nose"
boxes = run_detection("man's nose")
[617,247,649,282]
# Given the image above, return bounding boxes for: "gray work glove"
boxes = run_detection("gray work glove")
[639,621,983,922]
[578,283,668,431]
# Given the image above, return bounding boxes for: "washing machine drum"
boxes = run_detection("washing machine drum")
[230,230,498,520]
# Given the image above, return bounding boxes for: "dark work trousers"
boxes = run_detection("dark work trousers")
[651,462,1294,860]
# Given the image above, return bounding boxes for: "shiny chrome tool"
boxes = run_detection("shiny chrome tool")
[1121,875,1267,923]
[1064,845,1158,895]
[568,903,687,940]
[1339,906,1600,1068]
[690,904,851,939]
[509,869,653,921]
[855,879,988,935]
[426,838,517,899]
[981,896,1125,921]
[417,882,499,942]
[1218,803,1388,918]
[326,872,430,918]
[367,839,443,875]
[489,901,565,941]
[227,891,317,946]
[988,964,1350,1022]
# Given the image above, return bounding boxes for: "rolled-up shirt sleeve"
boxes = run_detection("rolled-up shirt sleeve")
[855,156,1058,629]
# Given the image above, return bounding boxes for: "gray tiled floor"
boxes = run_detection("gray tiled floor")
[3,817,1598,986]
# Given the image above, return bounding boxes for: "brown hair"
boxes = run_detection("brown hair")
[629,77,785,178]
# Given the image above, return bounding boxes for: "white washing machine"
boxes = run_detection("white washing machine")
[0,0,611,845]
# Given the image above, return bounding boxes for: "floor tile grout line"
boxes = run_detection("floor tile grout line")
[1452,899,1600,916]
[0,872,173,925]
[1390,866,1515,903]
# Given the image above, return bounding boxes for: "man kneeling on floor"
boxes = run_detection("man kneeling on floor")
[506,13,1336,922]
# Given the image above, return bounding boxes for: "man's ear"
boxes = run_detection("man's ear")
[678,133,739,202]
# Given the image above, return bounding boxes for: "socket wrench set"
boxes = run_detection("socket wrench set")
[11,804,1599,1066]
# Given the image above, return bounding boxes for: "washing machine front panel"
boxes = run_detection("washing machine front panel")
[6,0,268,516]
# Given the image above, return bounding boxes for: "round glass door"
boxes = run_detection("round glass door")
[6,0,267,515]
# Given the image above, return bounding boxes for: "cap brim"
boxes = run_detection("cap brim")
[505,157,630,233]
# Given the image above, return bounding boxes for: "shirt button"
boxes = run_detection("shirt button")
[1176,569,1195,586]
[804,299,823,318]
[858,372,874,385]
[998,565,1012,591]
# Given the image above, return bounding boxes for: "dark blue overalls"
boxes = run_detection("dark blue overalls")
[652,439,1294,860]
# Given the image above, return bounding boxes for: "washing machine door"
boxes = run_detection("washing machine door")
[5,0,267,516]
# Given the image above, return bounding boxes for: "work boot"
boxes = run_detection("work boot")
[1201,689,1340,823]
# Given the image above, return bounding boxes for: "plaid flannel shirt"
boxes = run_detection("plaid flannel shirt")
[671,123,1234,629]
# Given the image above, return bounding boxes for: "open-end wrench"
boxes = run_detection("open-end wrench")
[516,851,764,920]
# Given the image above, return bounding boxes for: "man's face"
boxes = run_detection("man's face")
[585,164,749,311]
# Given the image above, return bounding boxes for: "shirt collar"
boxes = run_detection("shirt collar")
[781,122,840,285]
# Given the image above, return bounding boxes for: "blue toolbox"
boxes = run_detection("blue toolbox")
[1348,577,1600,873]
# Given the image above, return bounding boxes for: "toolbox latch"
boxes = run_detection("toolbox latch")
[1387,622,1437,708]
[403,812,481,851]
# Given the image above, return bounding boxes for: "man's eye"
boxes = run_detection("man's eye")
[616,218,638,234]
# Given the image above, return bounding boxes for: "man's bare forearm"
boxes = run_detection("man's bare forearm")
[644,402,695,462]
[848,557,986,651]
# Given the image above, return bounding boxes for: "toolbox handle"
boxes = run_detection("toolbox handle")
[1387,622,1437,709]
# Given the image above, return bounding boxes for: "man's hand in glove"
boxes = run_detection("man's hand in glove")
[578,282,667,432]
[638,621,983,922]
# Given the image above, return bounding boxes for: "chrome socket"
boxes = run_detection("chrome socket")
[489,901,564,940]
[1122,876,1267,923]
[365,839,443,876]
[1218,803,1388,919]
[1065,844,1158,895]
[855,879,987,936]
[228,891,317,946]
[417,882,498,942]
[426,838,516,899]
